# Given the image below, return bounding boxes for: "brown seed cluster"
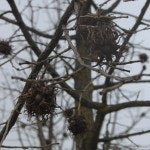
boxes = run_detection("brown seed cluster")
[24,82,56,120]
[139,53,148,62]
[64,108,74,118]
[68,115,87,135]
[64,109,87,135]
[0,40,12,55]
[78,13,122,63]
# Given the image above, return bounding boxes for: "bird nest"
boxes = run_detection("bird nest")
[78,13,123,63]
[23,81,57,120]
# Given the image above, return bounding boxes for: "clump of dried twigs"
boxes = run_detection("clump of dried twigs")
[23,81,57,120]
[78,12,124,63]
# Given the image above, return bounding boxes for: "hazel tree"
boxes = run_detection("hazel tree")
[0,0,150,150]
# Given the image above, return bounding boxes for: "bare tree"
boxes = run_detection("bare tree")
[0,0,150,150]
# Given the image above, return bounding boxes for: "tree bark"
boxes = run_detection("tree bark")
[74,1,94,150]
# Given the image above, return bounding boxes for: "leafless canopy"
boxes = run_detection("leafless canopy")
[0,0,150,150]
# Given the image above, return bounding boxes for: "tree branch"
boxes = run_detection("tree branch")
[0,0,74,144]
[99,129,150,142]
[104,101,150,114]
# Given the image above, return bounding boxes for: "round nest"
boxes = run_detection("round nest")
[78,13,122,63]
[24,82,56,120]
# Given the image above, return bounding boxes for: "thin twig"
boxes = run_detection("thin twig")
[1,143,59,149]
[99,129,150,142]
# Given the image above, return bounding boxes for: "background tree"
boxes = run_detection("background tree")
[0,0,150,150]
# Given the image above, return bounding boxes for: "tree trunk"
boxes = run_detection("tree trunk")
[74,1,94,150]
